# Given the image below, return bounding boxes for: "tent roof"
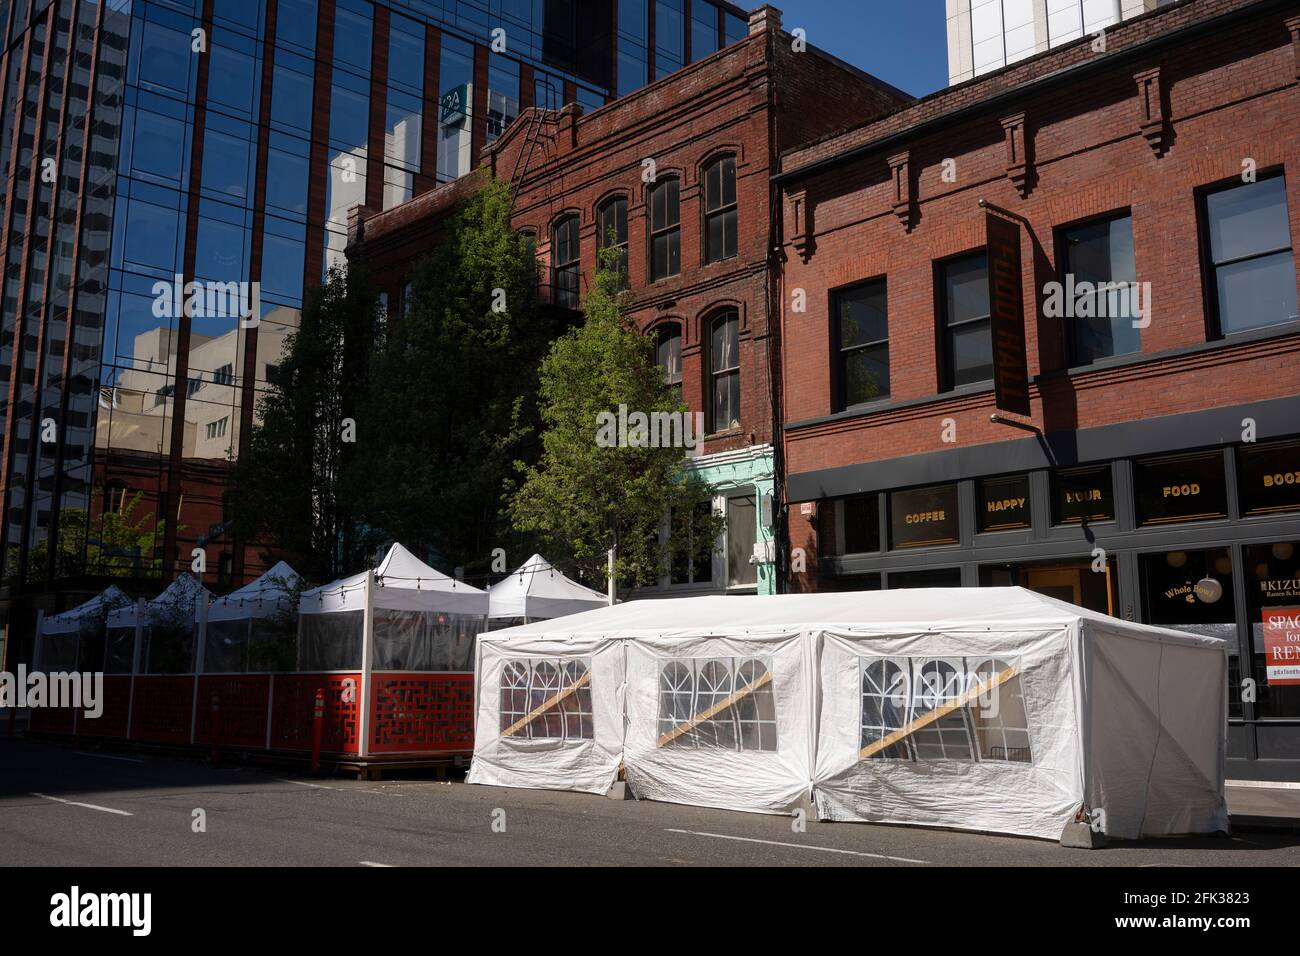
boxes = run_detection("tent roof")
[481,587,1225,648]
[208,560,301,622]
[487,554,607,620]
[107,574,210,629]
[300,543,487,615]
[41,585,131,635]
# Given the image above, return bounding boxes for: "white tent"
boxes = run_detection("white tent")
[202,560,302,673]
[487,554,608,623]
[468,588,1229,842]
[297,543,488,672]
[37,585,131,671]
[104,574,211,674]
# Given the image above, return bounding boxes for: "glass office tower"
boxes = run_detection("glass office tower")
[0,0,750,664]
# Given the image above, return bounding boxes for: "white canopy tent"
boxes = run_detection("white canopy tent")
[36,585,131,671]
[469,588,1229,842]
[202,560,302,673]
[487,554,608,624]
[297,543,488,672]
[104,574,211,674]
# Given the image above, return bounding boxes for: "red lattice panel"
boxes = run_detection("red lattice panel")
[129,676,195,743]
[269,673,361,754]
[193,676,272,748]
[79,676,132,739]
[368,672,475,754]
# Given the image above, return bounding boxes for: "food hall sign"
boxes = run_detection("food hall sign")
[986,212,1030,417]
[1262,607,1300,686]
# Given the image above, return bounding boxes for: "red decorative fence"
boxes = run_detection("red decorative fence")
[368,672,475,754]
[25,671,475,760]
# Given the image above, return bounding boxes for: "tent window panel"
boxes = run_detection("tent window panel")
[203,619,252,673]
[370,609,480,671]
[656,656,776,752]
[858,655,1032,764]
[104,627,136,674]
[498,657,595,741]
[297,610,364,670]
[142,625,196,674]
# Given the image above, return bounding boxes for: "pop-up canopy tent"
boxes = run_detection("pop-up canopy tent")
[37,585,131,671]
[469,588,1229,842]
[487,554,608,625]
[298,543,488,672]
[202,560,302,673]
[104,574,210,674]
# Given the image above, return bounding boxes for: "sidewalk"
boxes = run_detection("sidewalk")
[1226,781,1300,832]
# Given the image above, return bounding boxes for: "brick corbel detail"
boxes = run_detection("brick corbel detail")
[789,187,813,262]
[1134,67,1168,156]
[887,151,913,231]
[1287,16,1300,80]
[1001,112,1030,197]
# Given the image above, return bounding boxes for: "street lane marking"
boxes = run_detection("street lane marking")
[274,777,336,790]
[665,828,928,864]
[359,861,394,867]
[30,792,133,817]
[74,751,144,763]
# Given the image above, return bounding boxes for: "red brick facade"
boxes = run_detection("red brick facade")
[777,0,1300,588]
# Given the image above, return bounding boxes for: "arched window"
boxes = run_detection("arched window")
[655,324,682,401]
[970,657,1032,762]
[528,660,564,738]
[658,661,695,742]
[703,154,737,263]
[733,658,777,751]
[912,658,972,760]
[596,196,628,286]
[648,176,680,281]
[551,214,580,308]
[708,310,740,431]
[860,658,910,759]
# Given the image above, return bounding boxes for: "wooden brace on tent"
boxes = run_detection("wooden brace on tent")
[500,671,592,738]
[858,665,1019,760]
[657,671,773,748]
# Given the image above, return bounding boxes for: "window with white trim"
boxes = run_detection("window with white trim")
[656,656,776,751]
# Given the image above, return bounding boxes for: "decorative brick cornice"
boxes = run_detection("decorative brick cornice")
[789,187,813,262]
[887,151,913,231]
[1287,15,1300,80]
[1000,112,1031,197]
[1134,67,1168,156]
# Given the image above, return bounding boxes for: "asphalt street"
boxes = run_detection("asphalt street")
[1,739,1297,866]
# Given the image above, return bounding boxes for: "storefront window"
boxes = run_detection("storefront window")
[1140,547,1240,719]
[977,474,1031,532]
[1134,451,1227,526]
[890,484,959,550]
[1238,439,1300,517]
[1244,541,1300,720]
[822,494,880,557]
[887,568,962,589]
[981,558,1114,615]
[1051,465,1114,525]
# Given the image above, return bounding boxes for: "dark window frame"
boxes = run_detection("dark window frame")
[831,276,890,411]
[596,194,629,286]
[1053,207,1139,368]
[1196,167,1297,340]
[648,175,681,282]
[935,249,993,393]
[654,321,683,401]
[702,153,737,264]
[551,213,581,309]
[707,309,741,432]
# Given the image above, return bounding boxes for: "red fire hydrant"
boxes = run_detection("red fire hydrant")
[310,688,325,774]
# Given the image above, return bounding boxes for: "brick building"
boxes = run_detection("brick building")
[777,0,1300,778]
[353,5,909,596]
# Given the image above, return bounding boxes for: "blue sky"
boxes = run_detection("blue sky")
[778,0,950,97]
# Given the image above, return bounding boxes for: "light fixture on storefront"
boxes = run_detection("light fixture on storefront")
[1272,542,1295,562]
[1166,551,1187,568]
[1194,577,1223,603]
[1214,555,1233,575]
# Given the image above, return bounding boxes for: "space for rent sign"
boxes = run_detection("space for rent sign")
[1262,607,1300,685]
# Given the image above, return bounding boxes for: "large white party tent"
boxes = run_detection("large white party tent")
[487,554,608,624]
[36,585,131,671]
[298,543,488,672]
[104,573,211,674]
[468,587,1229,842]
[201,560,302,672]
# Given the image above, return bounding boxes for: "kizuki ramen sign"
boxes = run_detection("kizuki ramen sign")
[1262,607,1300,686]
[986,212,1030,416]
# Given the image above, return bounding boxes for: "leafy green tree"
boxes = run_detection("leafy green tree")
[357,178,559,576]
[230,264,380,582]
[25,491,170,582]
[510,249,723,594]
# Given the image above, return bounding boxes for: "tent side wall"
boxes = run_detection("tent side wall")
[1082,623,1229,839]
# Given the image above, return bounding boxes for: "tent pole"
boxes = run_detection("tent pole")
[190,593,208,745]
[127,598,145,740]
[32,610,45,673]
[607,548,616,606]
[357,569,375,759]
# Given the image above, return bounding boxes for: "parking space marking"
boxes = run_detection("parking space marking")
[666,828,928,864]
[30,792,133,816]
[359,861,394,867]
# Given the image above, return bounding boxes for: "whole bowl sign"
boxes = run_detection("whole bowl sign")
[1262,607,1300,686]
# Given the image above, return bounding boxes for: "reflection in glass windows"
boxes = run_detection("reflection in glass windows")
[655,323,682,401]
[649,176,680,281]
[834,279,889,408]
[1059,213,1140,365]
[1238,439,1300,517]
[709,310,739,431]
[597,196,628,284]
[1244,541,1300,720]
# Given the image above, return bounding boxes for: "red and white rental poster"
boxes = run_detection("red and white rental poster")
[1262,607,1300,685]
